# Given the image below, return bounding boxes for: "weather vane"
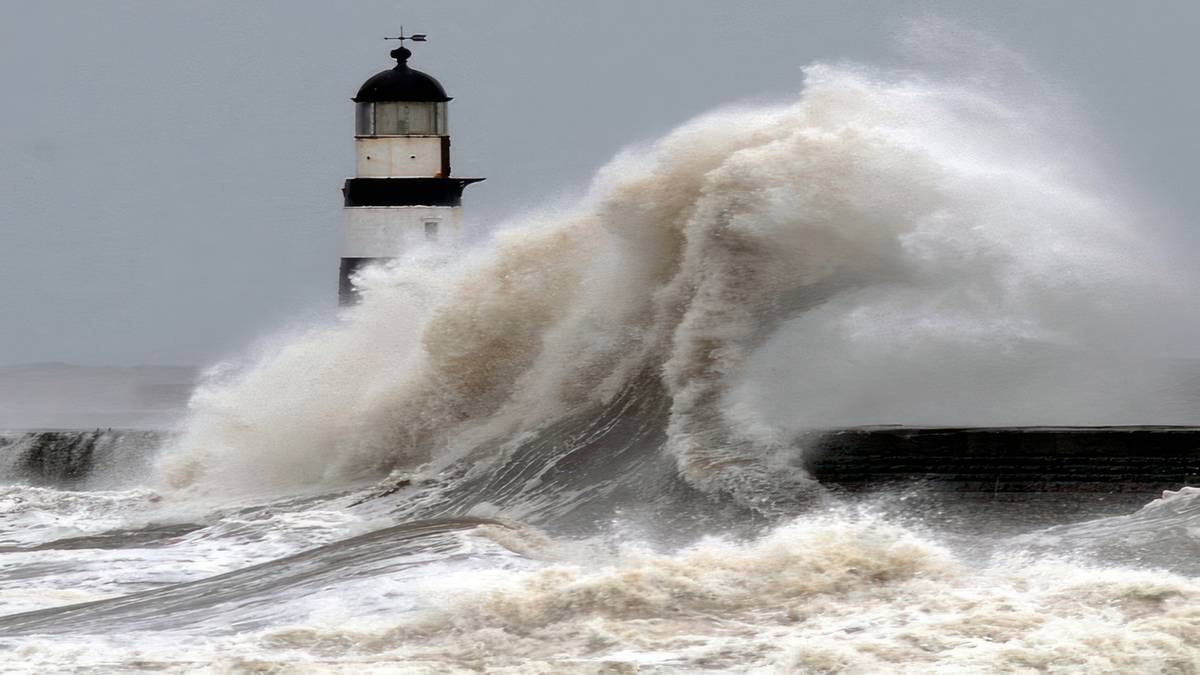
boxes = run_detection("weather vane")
[384,27,428,45]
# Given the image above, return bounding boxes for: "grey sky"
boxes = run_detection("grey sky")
[2,1,1197,367]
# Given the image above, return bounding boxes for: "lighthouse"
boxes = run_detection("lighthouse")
[340,33,483,305]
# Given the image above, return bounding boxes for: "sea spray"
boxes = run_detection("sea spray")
[156,60,1198,500]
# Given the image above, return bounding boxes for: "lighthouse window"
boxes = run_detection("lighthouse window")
[355,103,375,135]
[436,104,448,133]
[424,221,439,240]
[357,102,447,136]
[379,102,439,135]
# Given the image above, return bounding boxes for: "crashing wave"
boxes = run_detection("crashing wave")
[154,61,1197,506]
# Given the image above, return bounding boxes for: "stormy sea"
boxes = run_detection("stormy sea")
[3,58,1200,672]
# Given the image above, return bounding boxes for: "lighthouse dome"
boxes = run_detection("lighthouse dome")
[353,46,451,102]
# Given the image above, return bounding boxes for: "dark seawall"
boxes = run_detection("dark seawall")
[804,426,1200,493]
[6,427,1200,494]
[0,429,167,488]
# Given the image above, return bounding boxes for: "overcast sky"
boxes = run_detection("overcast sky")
[2,1,1198,366]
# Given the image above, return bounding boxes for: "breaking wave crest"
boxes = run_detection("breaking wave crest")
[155,61,1197,503]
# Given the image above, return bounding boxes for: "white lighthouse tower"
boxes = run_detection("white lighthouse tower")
[340,33,483,304]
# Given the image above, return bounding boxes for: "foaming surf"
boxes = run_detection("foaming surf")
[4,25,1200,672]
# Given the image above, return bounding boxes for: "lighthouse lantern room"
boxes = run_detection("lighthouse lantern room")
[340,32,483,305]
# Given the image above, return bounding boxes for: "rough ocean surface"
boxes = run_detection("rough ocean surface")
[3,31,1200,673]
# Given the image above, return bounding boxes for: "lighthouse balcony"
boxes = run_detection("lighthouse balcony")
[342,177,484,208]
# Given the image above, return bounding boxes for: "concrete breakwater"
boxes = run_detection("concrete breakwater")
[6,426,1200,495]
[0,429,167,488]
[804,426,1200,493]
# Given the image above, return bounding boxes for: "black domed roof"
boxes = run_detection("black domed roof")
[353,47,451,103]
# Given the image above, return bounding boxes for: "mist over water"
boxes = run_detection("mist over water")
[5,27,1200,672]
